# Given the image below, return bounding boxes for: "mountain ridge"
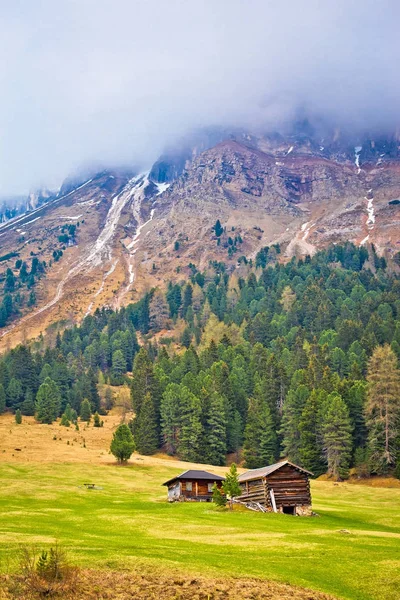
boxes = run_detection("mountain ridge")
[0,128,399,349]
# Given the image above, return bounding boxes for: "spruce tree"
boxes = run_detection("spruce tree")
[229,410,243,462]
[243,397,263,469]
[131,348,156,415]
[323,393,353,480]
[161,383,183,454]
[60,413,70,427]
[111,350,126,385]
[35,378,62,424]
[134,392,158,455]
[299,390,326,476]
[178,389,203,462]
[21,388,36,416]
[110,423,135,463]
[7,378,23,410]
[93,412,101,427]
[259,403,278,466]
[223,463,241,510]
[281,385,310,464]
[80,399,92,422]
[15,409,22,424]
[205,392,227,466]
[64,403,73,421]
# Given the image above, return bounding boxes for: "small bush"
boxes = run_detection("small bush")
[15,409,22,425]
[14,544,78,597]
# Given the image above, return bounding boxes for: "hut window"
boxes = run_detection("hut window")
[208,483,213,492]
[186,482,192,491]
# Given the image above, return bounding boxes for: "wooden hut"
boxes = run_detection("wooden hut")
[237,461,313,515]
[162,470,225,502]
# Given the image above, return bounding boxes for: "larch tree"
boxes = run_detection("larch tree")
[366,344,400,473]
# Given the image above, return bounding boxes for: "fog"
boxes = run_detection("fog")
[0,0,399,194]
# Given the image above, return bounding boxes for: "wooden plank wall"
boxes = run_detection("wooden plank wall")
[266,465,311,508]
[239,465,311,509]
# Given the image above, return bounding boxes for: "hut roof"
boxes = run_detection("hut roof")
[162,469,225,486]
[238,460,313,483]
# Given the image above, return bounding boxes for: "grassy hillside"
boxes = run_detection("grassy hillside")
[0,417,399,600]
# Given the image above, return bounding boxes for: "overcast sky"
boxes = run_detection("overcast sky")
[0,0,399,194]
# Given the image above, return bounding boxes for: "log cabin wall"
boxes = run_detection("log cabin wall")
[265,464,311,509]
[238,464,311,513]
[239,478,270,507]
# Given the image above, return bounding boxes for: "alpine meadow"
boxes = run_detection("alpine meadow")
[1,1,400,599]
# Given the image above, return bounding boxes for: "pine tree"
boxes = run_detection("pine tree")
[15,409,22,424]
[205,392,227,466]
[93,412,101,427]
[35,378,62,424]
[0,383,6,414]
[223,463,241,510]
[322,393,353,480]
[80,399,92,422]
[134,392,158,455]
[366,344,400,473]
[110,423,135,463]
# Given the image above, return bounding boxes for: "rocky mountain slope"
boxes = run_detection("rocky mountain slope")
[0,128,399,348]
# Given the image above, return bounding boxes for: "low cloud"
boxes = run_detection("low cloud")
[0,0,399,193]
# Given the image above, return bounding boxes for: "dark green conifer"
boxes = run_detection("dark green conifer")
[134,392,158,455]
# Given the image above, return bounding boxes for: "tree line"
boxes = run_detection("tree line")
[0,242,399,480]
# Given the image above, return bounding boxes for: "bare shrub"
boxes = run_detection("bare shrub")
[16,543,79,597]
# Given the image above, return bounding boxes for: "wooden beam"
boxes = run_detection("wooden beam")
[270,488,277,513]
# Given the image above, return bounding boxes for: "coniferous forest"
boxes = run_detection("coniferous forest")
[1,242,400,480]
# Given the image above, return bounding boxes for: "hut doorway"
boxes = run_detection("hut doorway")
[282,505,296,515]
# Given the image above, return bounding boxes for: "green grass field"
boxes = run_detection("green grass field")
[0,461,399,600]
